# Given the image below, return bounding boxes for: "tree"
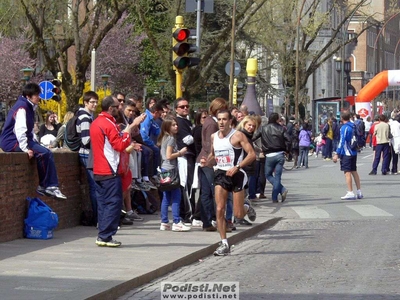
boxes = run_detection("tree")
[131,0,270,101]
[0,0,26,37]
[0,36,35,105]
[19,0,133,110]
[95,15,146,94]
[244,0,390,118]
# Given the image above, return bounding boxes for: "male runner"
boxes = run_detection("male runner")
[207,110,256,256]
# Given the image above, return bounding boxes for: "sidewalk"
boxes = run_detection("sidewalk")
[0,202,281,300]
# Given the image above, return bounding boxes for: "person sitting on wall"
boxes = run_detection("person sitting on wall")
[0,83,67,200]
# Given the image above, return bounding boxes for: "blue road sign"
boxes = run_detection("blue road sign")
[39,81,55,100]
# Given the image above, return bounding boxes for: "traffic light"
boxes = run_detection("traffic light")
[51,79,62,102]
[172,27,200,70]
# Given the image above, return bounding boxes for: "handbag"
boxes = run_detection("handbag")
[157,167,180,192]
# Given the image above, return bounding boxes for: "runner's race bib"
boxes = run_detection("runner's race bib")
[215,149,234,169]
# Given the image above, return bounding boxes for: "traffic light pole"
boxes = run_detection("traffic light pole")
[173,16,185,99]
[176,70,183,98]
[172,15,201,99]
[229,0,236,106]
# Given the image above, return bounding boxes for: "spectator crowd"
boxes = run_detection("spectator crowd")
[2,83,399,254]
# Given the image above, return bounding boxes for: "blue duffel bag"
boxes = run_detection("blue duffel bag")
[24,197,59,239]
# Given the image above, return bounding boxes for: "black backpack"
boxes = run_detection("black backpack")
[64,113,81,151]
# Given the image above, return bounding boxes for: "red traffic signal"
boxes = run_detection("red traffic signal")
[51,79,62,102]
[173,28,190,42]
[172,26,200,70]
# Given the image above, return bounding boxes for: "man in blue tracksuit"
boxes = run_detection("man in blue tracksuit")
[333,111,363,200]
[140,102,163,180]
[0,83,66,199]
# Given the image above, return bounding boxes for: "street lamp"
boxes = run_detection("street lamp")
[335,57,345,109]
[101,74,111,96]
[20,67,34,85]
[335,57,353,109]
[157,79,168,98]
[344,60,352,99]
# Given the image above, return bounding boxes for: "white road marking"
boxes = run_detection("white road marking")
[291,206,330,219]
[346,205,393,217]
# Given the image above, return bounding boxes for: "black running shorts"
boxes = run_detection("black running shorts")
[340,155,357,172]
[214,169,247,192]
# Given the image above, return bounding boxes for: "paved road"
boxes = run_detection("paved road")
[119,219,400,300]
[119,148,400,299]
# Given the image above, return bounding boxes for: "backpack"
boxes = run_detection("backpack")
[64,113,81,151]
[354,119,366,148]
[350,124,359,150]
[24,197,59,239]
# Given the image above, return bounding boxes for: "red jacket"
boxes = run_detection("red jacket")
[90,112,131,176]
[369,121,380,147]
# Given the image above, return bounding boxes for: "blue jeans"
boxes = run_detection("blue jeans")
[333,139,339,152]
[256,159,266,194]
[146,144,160,176]
[298,146,309,168]
[265,153,286,201]
[140,144,152,177]
[96,176,122,240]
[80,154,98,224]
[199,166,215,228]
[16,143,59,188]
[323,138,333,159]
[248,175,257,199]
[161,187,181,224]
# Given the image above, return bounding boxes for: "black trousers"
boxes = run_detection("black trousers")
[179,155,196,221]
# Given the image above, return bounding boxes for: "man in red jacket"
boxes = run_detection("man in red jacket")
[90,96,136,247]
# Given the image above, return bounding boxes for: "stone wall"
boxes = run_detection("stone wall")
[0,150,89,242]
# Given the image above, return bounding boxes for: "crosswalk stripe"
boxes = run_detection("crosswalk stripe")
[346,205,393,217]
[291,206,330,219]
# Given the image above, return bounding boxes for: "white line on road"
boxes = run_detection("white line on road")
[346,205,393,217]
[291,206,330,219]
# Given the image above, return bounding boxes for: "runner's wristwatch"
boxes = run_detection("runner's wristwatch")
[235,164,241,170]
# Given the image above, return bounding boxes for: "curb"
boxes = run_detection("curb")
[87,217,282,300]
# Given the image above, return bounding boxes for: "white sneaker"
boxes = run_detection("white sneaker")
[211,220,217,228]
[160,223,171,231]
[341,191,356,200]
[192,219,203,227]
[172,221,191,232]
[356,190,364,199]
[45,187,67,200]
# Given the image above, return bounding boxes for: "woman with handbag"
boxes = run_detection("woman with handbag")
[157,117,191,232]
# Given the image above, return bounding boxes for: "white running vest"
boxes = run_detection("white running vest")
[213,129,244,171]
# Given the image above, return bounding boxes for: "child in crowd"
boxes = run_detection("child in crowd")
[314,133,324,158]
[157,116,191,232]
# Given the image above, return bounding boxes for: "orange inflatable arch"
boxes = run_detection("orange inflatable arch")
[356,70,400,103]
